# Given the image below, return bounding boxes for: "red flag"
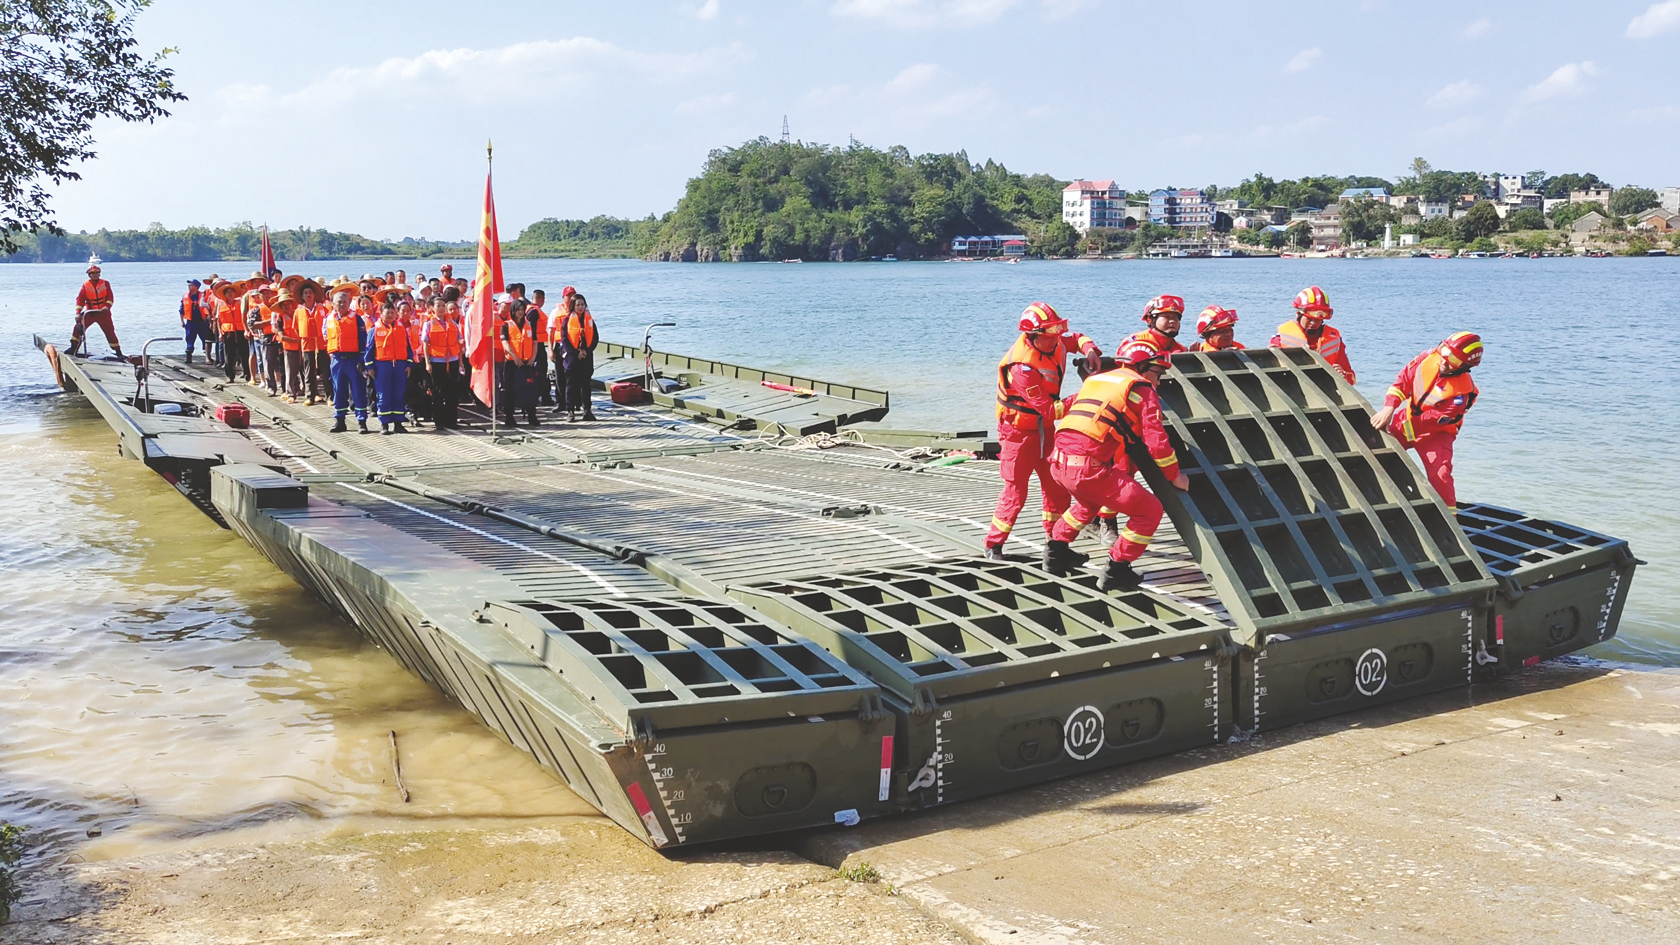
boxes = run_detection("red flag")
[467,160,504,410]
[260,224,275,275]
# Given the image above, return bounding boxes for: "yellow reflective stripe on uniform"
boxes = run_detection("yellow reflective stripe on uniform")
[1127,391,1142,403]
[1387,385,1406,400]
[991,517,1013,533]
[1097,506,1116,516]
[1041,510,1056,521]
[1154,450,1177,469]
[1060,509,1089,530]
[1120,527,1155,545]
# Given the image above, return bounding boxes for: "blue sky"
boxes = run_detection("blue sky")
[48,0,1680,240]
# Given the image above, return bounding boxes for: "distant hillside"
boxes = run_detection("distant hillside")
[642,138,1068,262]
[503,215,655,258]
[1,224,461,264]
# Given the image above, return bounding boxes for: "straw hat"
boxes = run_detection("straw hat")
[372,283,413,304]
[210,281,239,303]
[272,288,298,307]
[329,280,360,299]
[295,278,325,301]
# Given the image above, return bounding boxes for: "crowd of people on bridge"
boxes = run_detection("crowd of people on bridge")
[986,287,1482,591]
[69,257,602,435]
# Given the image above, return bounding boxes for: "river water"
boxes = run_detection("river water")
[2,256,1676,859]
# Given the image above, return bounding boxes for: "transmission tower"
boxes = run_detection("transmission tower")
[780,115,790,145]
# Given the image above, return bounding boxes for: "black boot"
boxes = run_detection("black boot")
[330,418,348,433]
[982,544,1006,561]
[1096,558,1143,592]
[185,350,193,364]
[1041,540,1089,576]
[358,418,370,434]
[391,423,408,434]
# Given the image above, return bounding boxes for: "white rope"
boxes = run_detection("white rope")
[754,426,947,461]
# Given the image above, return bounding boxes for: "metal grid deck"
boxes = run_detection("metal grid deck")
[486,597,883,733]
[730,559,1230,707]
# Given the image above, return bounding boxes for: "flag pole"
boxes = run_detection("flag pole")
[488,140,498,442]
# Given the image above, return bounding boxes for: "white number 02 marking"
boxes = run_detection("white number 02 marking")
[1064,705,1105,761]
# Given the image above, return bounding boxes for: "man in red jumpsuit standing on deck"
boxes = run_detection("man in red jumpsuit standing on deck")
[984,301,1104,560]
[1370,332,1483,510]
[69,256,124,359]
[1088,295,1187,548]
[1270,286,1354,383]
[1044,342,1190,591]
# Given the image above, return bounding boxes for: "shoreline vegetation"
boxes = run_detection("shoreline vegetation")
[5,140,1675,265]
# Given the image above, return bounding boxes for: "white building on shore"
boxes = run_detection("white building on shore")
[1061,180,1127,233]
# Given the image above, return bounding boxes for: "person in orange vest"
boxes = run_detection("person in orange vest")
[551,286,577,413]
[1370,332,1483,511]
[240,272,271,387]
[1119,295,1188,358]
[1188,306,1244,351]
[212,281,249,383]
[392,294,431,425]
[325,286,369,433]
[499,291,541,427]
[983,301,1104,560]
[556,290,600,421]
[247,287,284,395]
[69,257,123,358]
[179,279,212,363]
[1270,286,1355,383]
[365,299,411,434]
[271,288,305,402]
[421,295,464,428]
[530,288,555,407]
[1044,342,1190,590]
[296,282,328,405]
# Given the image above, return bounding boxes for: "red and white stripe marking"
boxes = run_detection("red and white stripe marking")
[625,783,668,847]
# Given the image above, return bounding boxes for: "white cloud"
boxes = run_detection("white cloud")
[1625,104,1680,123]
[1628,1,1680,38]
[697,0,721,19]
[1286,115,1330,133]
[1520,61,1600,104]
[832,0,1019,28]
[1461,17,1492,38]
[1424,116,1485,138]
[887,62,941,90]
[213,39,743,118]
[1285,47,1322,73]
[674,92,735,115]
[1427,80,1485,108]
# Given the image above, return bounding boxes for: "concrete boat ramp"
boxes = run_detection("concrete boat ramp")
[25,337,1673,944]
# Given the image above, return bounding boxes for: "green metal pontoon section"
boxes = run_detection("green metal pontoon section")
[38,333,1639,849]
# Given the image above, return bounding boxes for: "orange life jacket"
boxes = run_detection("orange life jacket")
[372,323,410,362]
[425,316,461,361]
[995,334,1067,432]
[79,279,114,312]
[1398,352,1478,442]
[275,305,302,350]
[564,312,596,350]
[1189,339,1245,352]
[1057,368,1150,450]
[505,321,534,361]
[216,298,241,333]
[325,311,362,354]
[180,291,207,325]
[249,304,273,336]
[1273,319,1354,383]
[406,318,423,353]
[530,305,548,343]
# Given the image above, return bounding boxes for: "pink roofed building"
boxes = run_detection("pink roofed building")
[1062,179,1127,233]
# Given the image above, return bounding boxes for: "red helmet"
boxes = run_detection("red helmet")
[1141,294,1186,324]
[1293,286,1332,317]
[1437,331,1483,371]
[1019,300,1067,335]
[1196,305,1238,336]
[1117,340,1171,372]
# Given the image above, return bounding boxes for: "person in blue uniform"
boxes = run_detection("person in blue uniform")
[324,287,369,433]
[366,300,411,434]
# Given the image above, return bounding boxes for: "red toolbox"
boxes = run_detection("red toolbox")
[608,381,646,405]
[215,403,250,428]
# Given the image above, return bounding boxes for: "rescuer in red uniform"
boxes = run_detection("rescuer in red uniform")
[1044,342,1190,591]
[1090,295,1187,548]
[69,257,124,358]
[1370,332,1483,510]
[1270,286,1354,383]
[984,301,1105,559]
[1118,294,1188,358]
[1188,306,1244,352]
